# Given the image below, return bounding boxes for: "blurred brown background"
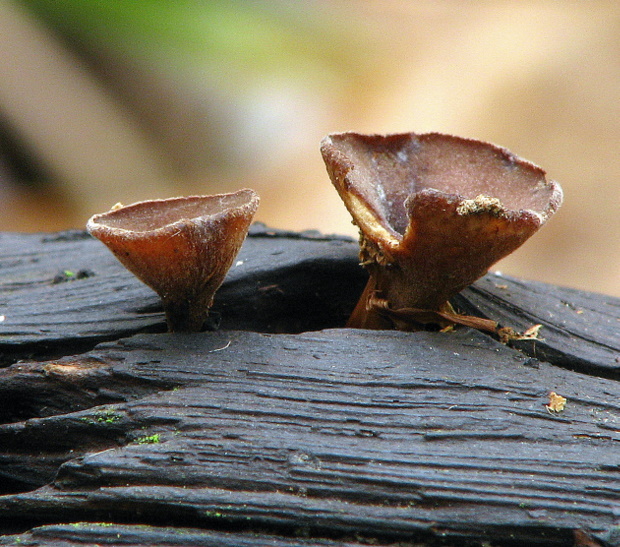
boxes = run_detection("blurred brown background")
[0,1,618,297]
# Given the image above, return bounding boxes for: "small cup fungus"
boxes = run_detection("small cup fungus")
[320,132,563,331]
[87,189,259,332]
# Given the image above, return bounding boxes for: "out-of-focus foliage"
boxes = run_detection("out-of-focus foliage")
[2,2,619,296]
[20,0,378,89]
[16,0,386,182]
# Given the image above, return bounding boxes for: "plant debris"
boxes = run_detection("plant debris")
[498,324,543,344]
[546,391,567,413]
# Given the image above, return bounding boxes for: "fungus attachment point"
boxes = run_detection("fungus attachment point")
[87,189,259,332]
[321,132,563,331]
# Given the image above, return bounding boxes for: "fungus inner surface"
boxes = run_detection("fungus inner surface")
[95,192,253,233]
[330,133,553,238]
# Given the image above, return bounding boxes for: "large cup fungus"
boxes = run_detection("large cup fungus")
[321,132,563,331]
[87,189,259,332]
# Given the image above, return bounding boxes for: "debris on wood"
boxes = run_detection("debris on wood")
[546,391,567,413]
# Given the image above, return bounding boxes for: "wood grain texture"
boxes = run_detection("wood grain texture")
[0,225,364,353]
[0,523,371,547]
[0,225,619,546]
[0,225,617,375]
[459,276,620,376]
[1,329,620,545]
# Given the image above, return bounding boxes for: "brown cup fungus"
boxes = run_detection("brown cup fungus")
[87,189,259,332]
[321,132,563,331]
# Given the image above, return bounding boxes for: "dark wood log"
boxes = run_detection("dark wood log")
[0,225,365,351]
[0,225,619,546]
[1,224,616,376]
[458,277,620,377]
[0,522,370,546]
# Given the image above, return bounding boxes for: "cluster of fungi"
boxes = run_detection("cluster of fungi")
[87,132,563,333]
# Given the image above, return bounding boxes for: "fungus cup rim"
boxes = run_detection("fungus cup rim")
[87,189,259,237]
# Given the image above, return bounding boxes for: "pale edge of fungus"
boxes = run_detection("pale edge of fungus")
[456,194,505,216]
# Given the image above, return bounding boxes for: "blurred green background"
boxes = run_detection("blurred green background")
[0,0,619,297]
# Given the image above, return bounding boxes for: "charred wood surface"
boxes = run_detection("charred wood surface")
[0,225,619,546]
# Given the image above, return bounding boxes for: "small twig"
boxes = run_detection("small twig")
[208,340,231,353]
